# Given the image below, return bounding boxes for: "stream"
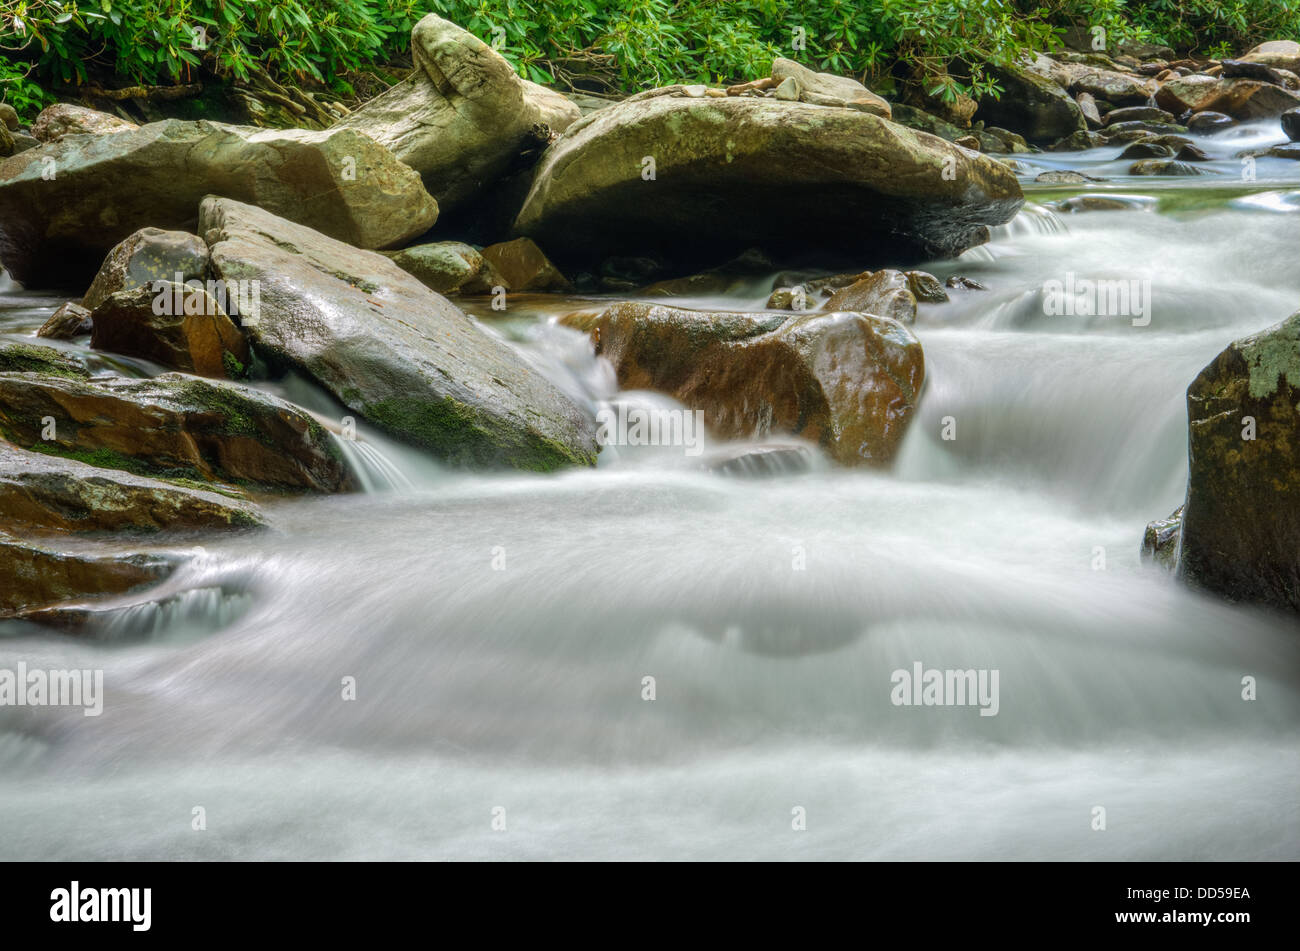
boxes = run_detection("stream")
[1,120,1298,860]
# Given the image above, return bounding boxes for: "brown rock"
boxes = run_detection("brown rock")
[90,282,250,379]
[0,533,176,619]
[31,103,138,142]
[823,270,918,324]
[36,302,93,340]
[479,237,571,292]
[562,302,924,466]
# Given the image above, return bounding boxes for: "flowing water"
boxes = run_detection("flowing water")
[2,123,1299,860]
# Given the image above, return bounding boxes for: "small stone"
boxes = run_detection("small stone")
[36,302,93,340]
[774,76,801,101]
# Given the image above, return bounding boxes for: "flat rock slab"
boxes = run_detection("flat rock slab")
[0,441,263,534]
[0,119,439,287]
[200,197,597,471]
[513,94,1023,272]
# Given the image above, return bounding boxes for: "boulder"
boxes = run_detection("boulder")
[889,103,968,142]
[1241,40,1300,72]
[1119,141,1175,159]
[1219,59,1294,86]
[1283,108,1300,141]
[1105,105,1175,125]
[82,228,209,310]
[387,242,502,296]
[1155,76,1300,120]
[0,104,16,131]
[90,282,250,379]
[0,441,262,533]
[200,197,597,471]
[561,302,924,467]
[0,373,353,492]
[1069,67,1157,106]
[31,103,138,142]
[479,237,570,292]
[1076,91,1103,128]
[822,270,918,324]
[1129,159,1208,176]
[1176,310,1300,611]
[1186,111,1235,133]
[331,14,581,212]
[976,57,1087,142]
[0,119,438,287]
[513,93,1023,271]
[36,301,93,340]
[906,271,948,303]
[0,533,175,619]
[0,123,12,158]
[770,58,891,117]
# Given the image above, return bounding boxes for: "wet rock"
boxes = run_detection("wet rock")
[1265,143,1300,159]
[1119,141,1175,159]
[1186,110,1235,133]
[1155,75,1300,120]
[1056,196,1133,213]
[331,14,580,212]
[387,242,502,296]
[770,58,891,117]
[905,271,948,303]
[955,134,981,151]
[1048,130,1107,150]
[0,533,176,619]
[1069,68,1158,106]
[1176,310,1300,612]
[1104,105,1175,125]
[36,302,93,340]
[0,119,438,287]
[1035,170,1098,183]
[946,275,986,290]
[82,228,210,311]
[976,57,1087,142]
[513,93,1023,271]
[1219,59,1292,86]
[822,270,917,324]
[1129,159,1209,176]
[480,237,571,292]
[1141,506,1182,571]
[0,341,88,377]
[1283,108,1300,141]
[0,441,263,534]
[701,444,814,478]
[201,197,597,471]
[90,282,249,379]
[1174,144,1212,162]
[0,372,353,492]
[31,104,138,142]
[562,302,924,467]
[1105,119,1189,137]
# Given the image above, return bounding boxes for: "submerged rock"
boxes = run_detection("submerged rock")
[1176,310,1300,612]
[332,14,580,212]
[201,197,597,470]
[0,119,438,287]
[0,441,262,533]
[0,373,352,492]
[514,93,1023,271]
[562,302,924,467]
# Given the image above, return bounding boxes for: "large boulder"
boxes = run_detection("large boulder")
[1241,40,1300,72]
[0,533,175,619]
[31,103,138,142]
[1155,75,1300,119]
[90,282,250,379]
[0,441,262,533]
[0,119,438,287]
[1175,310,1300,611]
[513,93,1023,272]
[561,302,924,466]
[0,372,353,493]
[976,57,1087,142]
[82,227,209,310]
[201,197,597,471]
[332,14,581,212]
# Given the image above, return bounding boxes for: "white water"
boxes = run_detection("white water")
[2,178,1299,860]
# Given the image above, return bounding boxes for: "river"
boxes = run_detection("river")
[1,119,1298,860]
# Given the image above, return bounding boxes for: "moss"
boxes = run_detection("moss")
[221,350,248,380]
[362,395,593,472]
[0,343,89,379]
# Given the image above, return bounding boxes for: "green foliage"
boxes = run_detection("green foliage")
[0,0,1297,113]
[0,54,53,118]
